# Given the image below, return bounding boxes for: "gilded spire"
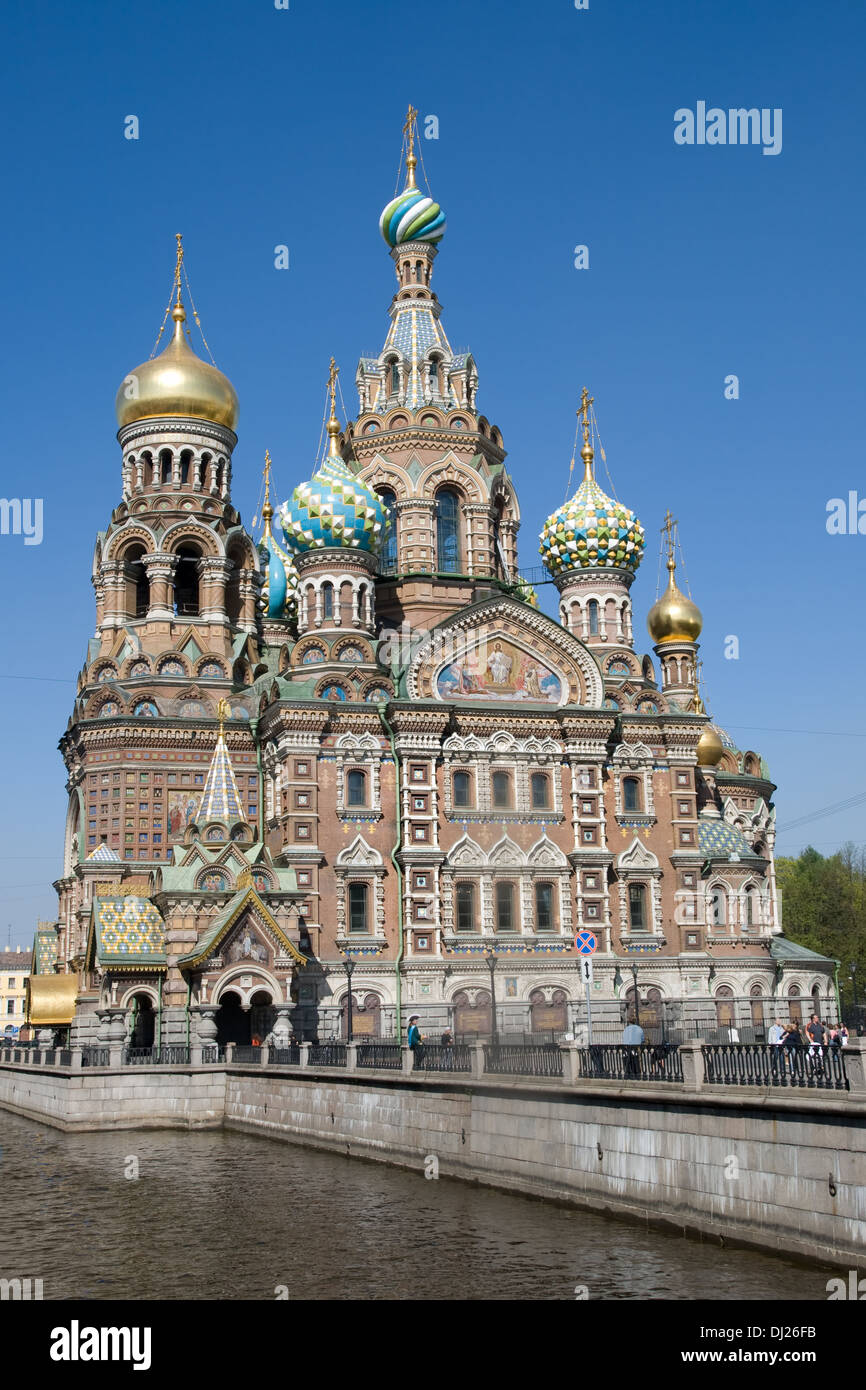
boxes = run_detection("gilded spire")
[403,103,418,189]
[174,232,184,308]
[578,386,595,481]
[326,356,341,457]
[647,513,703,644]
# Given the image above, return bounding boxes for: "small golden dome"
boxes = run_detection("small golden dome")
[696,723,724,767]
[647,561,703,644]
[115,302,239,430]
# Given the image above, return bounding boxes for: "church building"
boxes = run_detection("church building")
[28,111,834,1049]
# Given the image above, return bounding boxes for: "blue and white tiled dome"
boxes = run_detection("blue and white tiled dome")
[540,475,645,576]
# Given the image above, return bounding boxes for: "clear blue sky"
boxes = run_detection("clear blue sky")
[1,0,864,943]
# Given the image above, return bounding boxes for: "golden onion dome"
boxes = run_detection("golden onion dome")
[647,559,703,644]
[696,723,724,767]
[115,301,239,430]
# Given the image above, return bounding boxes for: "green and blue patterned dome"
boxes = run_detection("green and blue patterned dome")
[261,530,299,619]
[540,435,645,577]
[279,439,385,556]
[379,185,446,248]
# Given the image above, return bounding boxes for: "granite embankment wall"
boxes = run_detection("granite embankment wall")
[1,1060,864,1268]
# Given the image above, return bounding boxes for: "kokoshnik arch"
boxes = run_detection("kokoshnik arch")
[27,110,833,1050]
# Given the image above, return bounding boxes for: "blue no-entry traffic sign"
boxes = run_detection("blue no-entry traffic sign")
[575,930,597,956]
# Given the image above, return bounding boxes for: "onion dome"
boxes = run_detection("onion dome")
[539,426,644,576]
[647,554,703,644]
[696,724,725,767]
[379,106,446,248]
[259,453,298,619]
[278,364,384,555]
[115,299,239,431]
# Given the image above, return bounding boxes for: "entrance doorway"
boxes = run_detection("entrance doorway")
[130,993,155,1048]
[249,990,276,1045]
[215,991,250,1046]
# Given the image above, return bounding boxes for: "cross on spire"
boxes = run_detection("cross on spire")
[174,232,184,305]
[577,386,594,443]
[661,508,677,570]
[403,104,418,187]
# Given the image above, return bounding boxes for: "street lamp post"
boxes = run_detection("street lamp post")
[850,963,859,1011]
[485,950,498,1044]
[343,955,356,1042]
[631,964,641,1029]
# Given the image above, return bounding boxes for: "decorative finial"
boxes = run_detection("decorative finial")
[216,697,230,734]
[262,450,273,533]
[661,508,677,576]
[403,104,418,189]
[172,233,186,323]
[326,356,341,456]
[578,386,595,480]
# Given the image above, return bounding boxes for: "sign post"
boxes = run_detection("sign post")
[574,930,598,1047]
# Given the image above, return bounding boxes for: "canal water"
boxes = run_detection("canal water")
[0,1112,829,1301]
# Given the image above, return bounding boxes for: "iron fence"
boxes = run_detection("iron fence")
[81,1046,110,1067]
[233,1045,262,1064]
[413,1043,472,1074]
[356,1043,403,1070]
[308,1043,347,1068]
[201,1044,225,1064]
[703,1044,849,1091]
[575,1044,683,1083]
[483,1043,564,1078]
[267,1045,301,1066]
[58,1049,72,1066]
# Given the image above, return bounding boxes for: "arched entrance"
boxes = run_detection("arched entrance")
[249,990,276,1045]
[453,989,491,1038]
[129,993,155,1048]
[215,991,250,1046]
[715,985,735,1033]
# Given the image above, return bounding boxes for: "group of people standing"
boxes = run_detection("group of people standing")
[768,1014,848,1075]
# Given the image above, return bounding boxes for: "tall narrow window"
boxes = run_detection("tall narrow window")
[535,882,554,931]
[456,882,475,932]
[428,358,440,391]
[530,773,550,810]
[628,883,647,931]
[495,881,515,931]
[588,599,599,635]
[173,548,200,616]
[346,770,366,808]
[743,885,756,929]
[623,777,641,812]
[709,886,726,927]
[453,771,471,808]
[492,771,511,809]
[348,883,368,934]
[322,583,334,620]
[378,488,397,572]
[389,360,400,394]
[436,489,461,573]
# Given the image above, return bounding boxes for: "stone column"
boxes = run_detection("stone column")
[104,1006,128,1067]
[272,1004,292,1047]
[840,1039,866,1097]
[470,1039,486,1079]
[558,1041,582,1087]
[143,552,179,621]
[198,557,232,624]
[679,1039,705,1092]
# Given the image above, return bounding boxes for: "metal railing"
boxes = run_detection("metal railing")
[58,1049,72,1067]
[484,1043,563,1078]
[201,1044,225,1064]
[413,1043,472,1074]
[123,1045,191,1065]
[576,1044,683,1083]
[308,1043,347,1068]
[356,1043,403,1070]
[233,1045,262,1064]
[704,1044,849,1091]
[267,1045,301,1066]
[81,1046,110,1068]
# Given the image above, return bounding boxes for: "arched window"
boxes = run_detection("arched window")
[436,489,461,573]
[787,983,802,1026]
[378,488,397,572]
[179,451,192,485]
[452,771,471,808]
[715,985,735,1033]
[750,983,765,1037]
[530,772,550,810]
[124,544,150,618]
[743,885,757,930]
[623,777,641,812]
[455,882,475,932]
[708,885,727,927]
[628,883,647,931]
[321,583,334,620]
[535,882,554,931]
[173,547,200,616]
[348,883,368,934]
[492,771,512,809]
[346,770,367,808]
[587,599,599,636]
[159,449,173,485]
[428,357,440,390]
[495,881,515,932]
[388,360,400,394]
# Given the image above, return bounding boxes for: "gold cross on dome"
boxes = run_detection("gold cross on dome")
[174,232,184,303]
[327,356,340,412]
[661,508,677,565]
[577,386,594,442]
[216,697,230,732]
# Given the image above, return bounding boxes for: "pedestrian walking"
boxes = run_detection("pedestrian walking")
[839,1023,850,1046]
[407,1014,425,1065]
[806,1013,826,1076]
[781,1020,803,1080]
[622,1019,644,1077]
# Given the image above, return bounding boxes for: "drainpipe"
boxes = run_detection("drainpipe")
[377,702,404,1043]
[186,976,192,1052]
[833,959,841,1023]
